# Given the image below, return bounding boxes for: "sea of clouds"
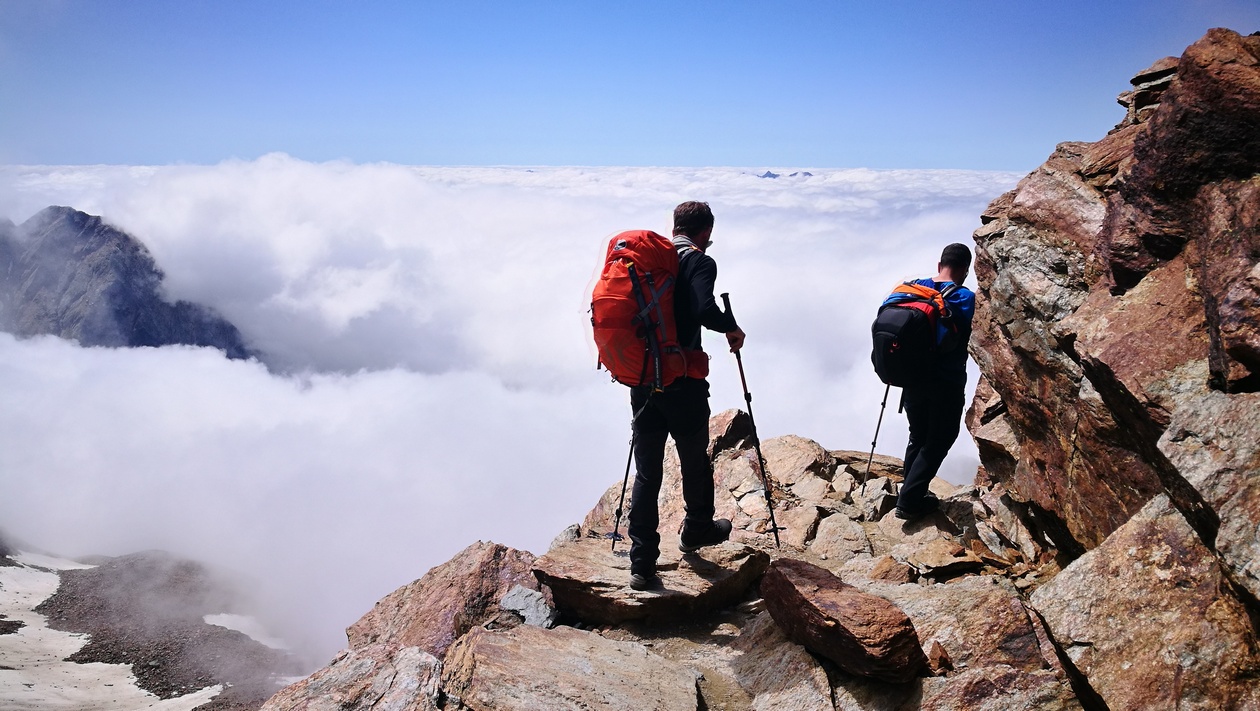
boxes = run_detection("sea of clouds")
[0,155,1021,664]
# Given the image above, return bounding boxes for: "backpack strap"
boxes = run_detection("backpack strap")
[938,283,961,319]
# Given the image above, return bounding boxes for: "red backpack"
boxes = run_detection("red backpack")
[591,230,688,390]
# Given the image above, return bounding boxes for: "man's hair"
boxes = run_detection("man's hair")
[940,243,972,270]
[673,201,714,238]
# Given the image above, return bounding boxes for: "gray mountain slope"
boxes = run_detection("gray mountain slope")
[0,206,254,359]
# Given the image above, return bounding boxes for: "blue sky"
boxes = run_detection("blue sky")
[2,1,1256,170]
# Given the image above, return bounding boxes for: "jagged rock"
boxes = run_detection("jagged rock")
[926,640,953,676]
[1118,56,1180,125]
[708,408,754,458]
[966,377,1020,483]
[868,556,917,584]
[548,523,582,551]
[852,476,897,521]
[760,558,927,683]
[345,541,537,658]
[968,28,1260,560]
[830,468,858,499]
[1031,495,1260,710]
[499,585,556,628]
[833,450,904,484]
[761,434,835,486]
[440,624,702,711]
[0,206,253,358]
[260,643,441,711]
[532,536,769,625]
[905,539,984,579]
[776,503,824,548]
[810,513,872,563]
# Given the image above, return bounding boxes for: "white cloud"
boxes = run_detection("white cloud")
[0,157,1020,664]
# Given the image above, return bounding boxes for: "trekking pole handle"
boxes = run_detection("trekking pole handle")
[719,293,753,400]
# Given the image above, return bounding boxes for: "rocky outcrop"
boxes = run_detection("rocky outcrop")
[966,27,1260,707]
[345,541,538,658]
[761,558,927,683]
[969,28,1260,565]
[0,206,253,358]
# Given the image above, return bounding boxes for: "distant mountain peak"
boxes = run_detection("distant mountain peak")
[0,206,255,360]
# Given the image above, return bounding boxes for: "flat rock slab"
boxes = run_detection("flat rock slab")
[761,558,927,683]
[442,624,701,711]
[533,537,769,625]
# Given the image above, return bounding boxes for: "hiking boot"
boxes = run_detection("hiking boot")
[679,518,732,553]
[894,495,940,522]
[629,572,662,591]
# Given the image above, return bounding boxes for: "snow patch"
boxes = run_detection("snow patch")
[0,551,222,710]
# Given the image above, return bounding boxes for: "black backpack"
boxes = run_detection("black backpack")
[871,281,960,387]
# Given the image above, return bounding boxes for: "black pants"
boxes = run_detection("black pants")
[898,377,966,512]
[627,377,715,575]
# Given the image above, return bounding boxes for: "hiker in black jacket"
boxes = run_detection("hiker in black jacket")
[895,243,976,521]
[627,201,745,591]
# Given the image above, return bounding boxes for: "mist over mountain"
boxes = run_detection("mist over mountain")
[0,206,253,359]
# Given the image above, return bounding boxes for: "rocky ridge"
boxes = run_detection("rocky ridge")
[0,206,254,359]
[264,414,1085,711]
[261,28,1260,711]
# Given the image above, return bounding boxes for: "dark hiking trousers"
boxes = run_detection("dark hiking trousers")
[628,377,715,576]
[898,376,966,512]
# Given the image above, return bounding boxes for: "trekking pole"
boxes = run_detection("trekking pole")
[860,383,892,495]
[720,293,782,548]
[609,431,635,552]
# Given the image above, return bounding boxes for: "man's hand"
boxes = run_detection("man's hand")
[726,327,746,353]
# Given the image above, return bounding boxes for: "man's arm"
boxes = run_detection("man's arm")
[687,254,739,336]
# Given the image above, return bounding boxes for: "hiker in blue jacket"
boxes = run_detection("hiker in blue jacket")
[627,201,745,591]
[895,243,976,521]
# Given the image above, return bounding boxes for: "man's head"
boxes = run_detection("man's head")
[939,242,972,283]
[673,201,715,249]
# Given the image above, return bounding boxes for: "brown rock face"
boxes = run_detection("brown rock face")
[344,541,537,658]
[969,28,1260,564]
[760,558,927,683]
